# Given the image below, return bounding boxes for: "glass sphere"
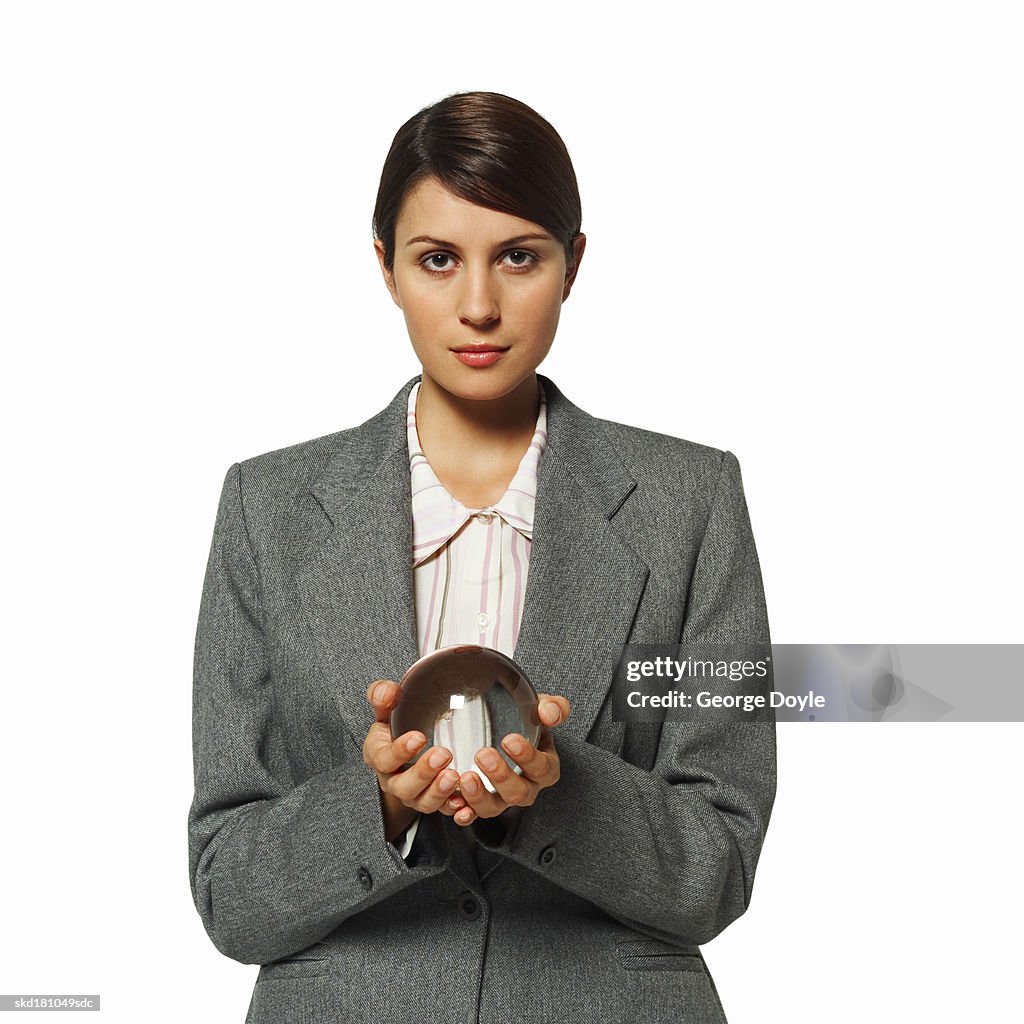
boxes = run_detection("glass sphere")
[391,644,541,793]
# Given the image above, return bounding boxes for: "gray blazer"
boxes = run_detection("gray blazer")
[188,373,776,1024]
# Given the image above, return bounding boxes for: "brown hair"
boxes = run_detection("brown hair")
[372,91,582,272]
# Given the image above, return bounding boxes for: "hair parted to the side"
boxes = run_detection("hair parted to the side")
[373,91,582,273]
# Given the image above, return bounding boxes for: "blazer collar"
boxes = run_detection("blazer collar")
[309,374,636,524]
[296,373,649,753]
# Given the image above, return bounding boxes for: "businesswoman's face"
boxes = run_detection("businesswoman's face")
[375,176,585,403]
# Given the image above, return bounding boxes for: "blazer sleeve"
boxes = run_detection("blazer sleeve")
[187,463,449,966]
[471,450,777,947]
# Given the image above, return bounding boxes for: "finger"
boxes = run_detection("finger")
[536,694,571,727]
[388,745,454,804]
[366,679,401,724]
[443,794,470,819]
[439,792,467,817]
[453,802,478,825]
[458,770,509,819]
[363,724,427,775]
[474,747,534,808]
[500,733,559,787]
[409,767,462,814]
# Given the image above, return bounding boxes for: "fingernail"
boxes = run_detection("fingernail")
[478,750,499,771]
[439,772,456,793]
[456,809,473,824]
[428,748,448,769]
[505,736,524,756]
[462,774,479,796]
[371,682,386,703]
[405,734,424,753]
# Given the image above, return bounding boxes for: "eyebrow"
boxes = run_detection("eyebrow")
[403,233,554,248]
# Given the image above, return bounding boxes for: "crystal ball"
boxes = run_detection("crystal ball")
[391,644,541,793]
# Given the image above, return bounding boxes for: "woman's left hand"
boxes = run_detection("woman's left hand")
[452,694,571,825]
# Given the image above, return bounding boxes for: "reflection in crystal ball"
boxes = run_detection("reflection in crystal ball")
[391,645,541,793]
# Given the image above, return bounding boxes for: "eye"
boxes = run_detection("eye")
[420,252,457,274]
[501,249,537,269]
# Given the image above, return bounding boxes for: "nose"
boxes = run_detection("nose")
[457,265,500,327]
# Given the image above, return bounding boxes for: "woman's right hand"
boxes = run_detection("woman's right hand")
[362,679,466,843]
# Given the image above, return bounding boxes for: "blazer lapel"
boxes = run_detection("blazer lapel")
[512,375,649,741]
[294,380,421,749]
[294,373,650,753]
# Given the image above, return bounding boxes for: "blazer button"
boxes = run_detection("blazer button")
[539,845,557,867]
[357,867,373,891]
[458,893,482,921]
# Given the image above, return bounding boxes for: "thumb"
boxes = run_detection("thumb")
[367,679,400,724]
[537,693,571,727]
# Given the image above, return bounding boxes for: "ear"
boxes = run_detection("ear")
[374,239,402,309]
[561,233,587,302]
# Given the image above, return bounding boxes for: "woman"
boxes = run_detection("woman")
[189,91,776,1024]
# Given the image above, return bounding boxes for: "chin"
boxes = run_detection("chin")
[425,364,538,404]
[444,378,521,403]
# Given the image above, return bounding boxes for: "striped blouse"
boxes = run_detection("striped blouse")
[392,378,548,858]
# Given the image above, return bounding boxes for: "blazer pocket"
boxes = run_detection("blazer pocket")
[615,938,705,973]
[257,944,332,982]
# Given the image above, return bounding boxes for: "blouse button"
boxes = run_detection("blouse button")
[476,613,490,628]
[475,510,494,523]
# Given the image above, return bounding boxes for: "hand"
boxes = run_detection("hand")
[361,679,470,843]
[453,694,571,827]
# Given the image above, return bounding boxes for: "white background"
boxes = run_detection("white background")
[2,2,1021,1021]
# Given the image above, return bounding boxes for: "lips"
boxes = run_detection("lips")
[451,345,508,367]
